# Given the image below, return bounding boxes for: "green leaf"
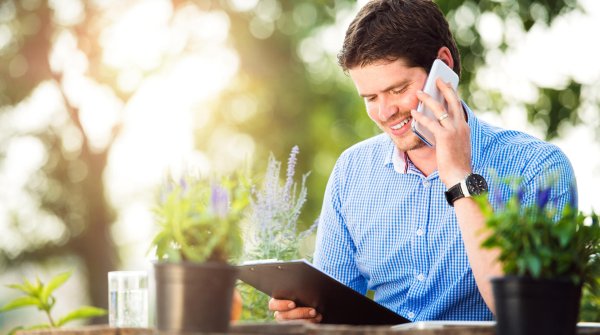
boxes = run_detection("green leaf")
[57,306,107,326]
[23,278,43,297]
[0,296,41,312]
[24,324,52,330]
[40,271,72,304]
[6,283,32,295]
[525,254,542,278]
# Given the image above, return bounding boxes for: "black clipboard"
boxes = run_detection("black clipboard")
[237,260,410,325]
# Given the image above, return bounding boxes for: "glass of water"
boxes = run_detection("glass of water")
[108,271,149,328]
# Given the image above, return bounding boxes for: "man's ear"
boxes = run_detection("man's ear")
[436,47,454,69]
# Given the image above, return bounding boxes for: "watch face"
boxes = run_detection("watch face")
[466,174,488,195]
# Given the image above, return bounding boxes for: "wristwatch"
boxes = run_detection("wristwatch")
[445,173,488,207]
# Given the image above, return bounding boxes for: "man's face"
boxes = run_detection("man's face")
[349,59,427,152]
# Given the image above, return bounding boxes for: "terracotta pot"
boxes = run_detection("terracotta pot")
[231,288,243,322]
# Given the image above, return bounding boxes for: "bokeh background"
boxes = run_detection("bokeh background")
[1,0,599,330]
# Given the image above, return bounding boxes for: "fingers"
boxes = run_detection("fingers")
[416,79,460,122]
[269,298,322,323]
[268,298,296,312]
[410,107,443,134]
[274,307,323,323]
[435,78,464,122]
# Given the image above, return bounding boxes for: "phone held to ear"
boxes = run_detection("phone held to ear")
[411,59,459,147]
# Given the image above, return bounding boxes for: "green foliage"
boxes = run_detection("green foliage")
[151,172,251,264]
[239,146,316,321]
[581,284,600,322]
[0,271,107,334]
[476,181,600,288]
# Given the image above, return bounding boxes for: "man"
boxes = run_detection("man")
[270,0,576,322]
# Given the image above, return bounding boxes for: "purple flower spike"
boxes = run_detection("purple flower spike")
[179,177,188,192]
[516,187,525,205]
[493,187,504,209]
[536,187,551,209]
[283,146,300,203]
[211,184,229,218]
[286,146,300,182]
[568,184,578,209]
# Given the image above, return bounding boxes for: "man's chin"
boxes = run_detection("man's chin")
[390,134,425,152]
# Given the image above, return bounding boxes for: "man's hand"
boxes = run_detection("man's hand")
[410,78,472,188]
[268,298,323,323]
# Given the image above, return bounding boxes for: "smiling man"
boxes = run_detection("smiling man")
[269,0,576,322]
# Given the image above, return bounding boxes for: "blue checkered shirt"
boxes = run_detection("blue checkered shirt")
[313,104,577,321]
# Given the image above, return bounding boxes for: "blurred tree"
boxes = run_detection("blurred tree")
[0,0,120,323]
[0,0,595,326]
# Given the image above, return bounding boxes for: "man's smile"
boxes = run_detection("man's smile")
[390,116,412,130]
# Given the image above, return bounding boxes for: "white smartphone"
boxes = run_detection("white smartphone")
[411,59,459,147]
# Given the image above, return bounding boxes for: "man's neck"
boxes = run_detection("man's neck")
[406,146,437,177]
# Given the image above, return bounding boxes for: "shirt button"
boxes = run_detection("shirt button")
[423,180,430,188]
[416,228,424,236]
[417,274,425,282]
[407,311,416,319]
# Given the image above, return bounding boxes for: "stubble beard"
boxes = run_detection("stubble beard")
[390,130,425,153]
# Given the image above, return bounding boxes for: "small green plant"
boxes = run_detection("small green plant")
[150,171,251,263]
[476,179,600,288]
[0,271,106,334]
[239,146,317,321]
[581,285,600,322]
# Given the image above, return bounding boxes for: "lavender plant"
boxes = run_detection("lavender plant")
[244,145,316,261]
[239,146,317,321]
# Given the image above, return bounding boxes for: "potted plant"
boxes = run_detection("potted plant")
[150,171,250,333]
[477,180,600,335]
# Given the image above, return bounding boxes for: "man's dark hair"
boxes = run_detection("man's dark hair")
[338,0,461,77]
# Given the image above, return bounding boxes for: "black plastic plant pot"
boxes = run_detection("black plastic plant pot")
[154,261,239,334]
[492,276,582,335]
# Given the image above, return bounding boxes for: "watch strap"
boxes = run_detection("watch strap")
[445,181,465,207]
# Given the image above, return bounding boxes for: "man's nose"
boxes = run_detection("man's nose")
[378,97,398,121]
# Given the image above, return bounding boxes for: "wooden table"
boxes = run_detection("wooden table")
[14,322,600,335]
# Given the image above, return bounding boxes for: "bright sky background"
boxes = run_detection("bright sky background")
[0,0,599,327]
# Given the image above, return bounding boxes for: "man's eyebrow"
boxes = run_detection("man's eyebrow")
[359,79,412,98]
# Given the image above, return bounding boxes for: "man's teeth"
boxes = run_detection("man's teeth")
[391,117,411,130]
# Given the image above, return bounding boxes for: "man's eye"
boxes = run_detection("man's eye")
[391,87,408,95]
[366,96,377,102]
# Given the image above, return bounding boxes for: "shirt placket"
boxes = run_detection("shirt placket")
[404,167,434,320]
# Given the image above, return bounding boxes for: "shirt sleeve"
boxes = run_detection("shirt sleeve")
[520,144,577,212]
[313,157,368,295]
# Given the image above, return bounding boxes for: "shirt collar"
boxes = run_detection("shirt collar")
[383,136,411,174]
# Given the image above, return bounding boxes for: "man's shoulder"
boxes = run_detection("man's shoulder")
[481,123,564,155]
[339,133,390,160]
[477,120,571,171]
[331,133,392,174]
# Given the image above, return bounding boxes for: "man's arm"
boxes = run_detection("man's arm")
[452,197,502,314]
